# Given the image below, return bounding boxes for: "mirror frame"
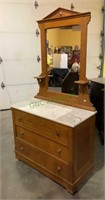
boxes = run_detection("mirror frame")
[35,7,95,111]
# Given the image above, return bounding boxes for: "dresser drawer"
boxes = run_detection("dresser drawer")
[15,138,68,180]
[13,109,71,146]
[16,126,69,162]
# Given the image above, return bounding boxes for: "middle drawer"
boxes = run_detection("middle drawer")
[16,126,69,162]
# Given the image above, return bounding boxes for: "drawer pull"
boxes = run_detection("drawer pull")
[57,149,62,155]
[20,147,24,151]
[56,130,60,137]
[57,166,61,172]
[21,131,24,137]
[18,117,22,122]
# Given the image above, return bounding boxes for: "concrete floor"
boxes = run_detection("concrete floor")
[0,110,105,199]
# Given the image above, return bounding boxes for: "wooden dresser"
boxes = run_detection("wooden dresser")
[11,99,96,193]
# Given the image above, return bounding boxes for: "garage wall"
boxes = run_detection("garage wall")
[0,0,41,109]
[0,0,104,109]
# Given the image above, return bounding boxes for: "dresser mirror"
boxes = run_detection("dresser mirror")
[46,26,81,95]
[35,7,95,111]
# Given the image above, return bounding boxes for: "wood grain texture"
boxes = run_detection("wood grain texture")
[12,108,95,194]
[35,8,94,111]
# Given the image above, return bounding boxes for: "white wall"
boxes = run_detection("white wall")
[0,0,41,109]
[0,0,104,109]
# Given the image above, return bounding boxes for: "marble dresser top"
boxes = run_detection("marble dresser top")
[11,98,96,128]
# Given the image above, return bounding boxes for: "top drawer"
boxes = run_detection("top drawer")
[12,109,72,146]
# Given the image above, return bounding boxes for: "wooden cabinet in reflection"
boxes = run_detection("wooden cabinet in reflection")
[62,71,79,95]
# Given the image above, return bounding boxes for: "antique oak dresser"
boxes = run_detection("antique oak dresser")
[11,8,96,194]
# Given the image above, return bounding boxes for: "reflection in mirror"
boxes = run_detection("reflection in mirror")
[46,26,81,95]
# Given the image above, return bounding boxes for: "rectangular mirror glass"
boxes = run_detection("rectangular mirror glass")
[46,26,81,95]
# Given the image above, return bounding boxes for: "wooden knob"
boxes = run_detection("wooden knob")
[57,149,62,155]
[21,131,24,137]
[59,11,63,16]
[20,147,24,151]
[57,166,61,172]
[56,130,60,137]
[18,117,22,122]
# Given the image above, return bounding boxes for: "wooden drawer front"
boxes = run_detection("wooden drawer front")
[13,109,71,146]
[16,126,69,162]
[15,138,68,180]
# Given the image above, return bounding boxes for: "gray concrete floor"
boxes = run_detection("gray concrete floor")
[0,110,105,199]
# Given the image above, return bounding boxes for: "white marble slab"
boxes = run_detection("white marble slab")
[11,98,96,128]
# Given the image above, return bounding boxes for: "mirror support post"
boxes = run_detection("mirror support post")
[39,25,47,74]
[80,23,88,81]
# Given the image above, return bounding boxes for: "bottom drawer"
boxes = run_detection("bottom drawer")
[15,138,68,180]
